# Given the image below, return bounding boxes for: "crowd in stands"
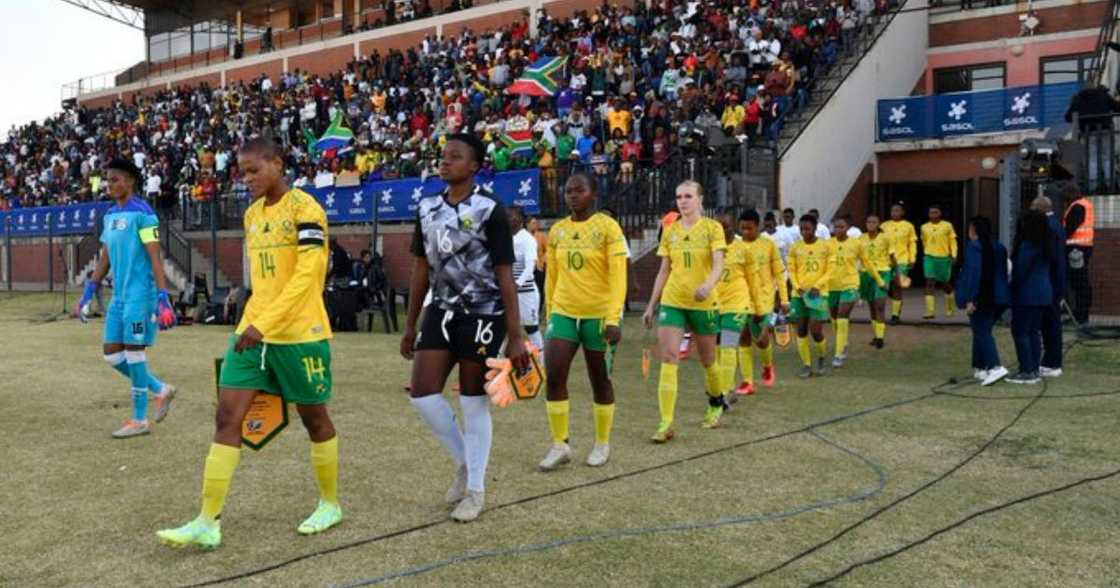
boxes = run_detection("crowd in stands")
[0,0,893,215]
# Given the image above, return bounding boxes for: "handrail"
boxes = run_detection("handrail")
[1089,0,1120,87]
[160,216,193,283]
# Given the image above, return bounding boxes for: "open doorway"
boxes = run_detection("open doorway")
[870,181,972,287]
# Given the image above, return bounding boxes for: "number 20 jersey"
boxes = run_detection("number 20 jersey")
[411,185,515,315]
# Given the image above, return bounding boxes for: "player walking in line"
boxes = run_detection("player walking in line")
[737,209,789,392]
[827,216,885,368]
[157,138,341,549]
[399,134,528,522]
[787,214,833,378]
[77,158,177,439]
[920,204,958,319]
[642,180,727,440]
[715,212,755,402]
[859,214,897,349]
[881,203,917,324]
[509,206,543,352]
[538,172,628,470]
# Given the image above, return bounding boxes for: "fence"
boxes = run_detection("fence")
[1,212,92,292]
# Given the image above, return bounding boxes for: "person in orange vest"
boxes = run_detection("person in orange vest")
[1063,189,1094,324]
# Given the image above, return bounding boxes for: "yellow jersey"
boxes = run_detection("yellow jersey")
[546,213,629,325]
[881,219,917,265]
[788,239,832,296]
[829,236,882,291]
[238,188,332,344]
[741,236,788,313]
[920,220,958,259]
[657,217,727,310]
[859,232,895,273]
[716,237,754,314]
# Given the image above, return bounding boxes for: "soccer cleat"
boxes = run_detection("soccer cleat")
[798,366,812,379]
[1006,371,1040,385]
[586,443,610,467]
[701,405,723,429]
[982,366,1008,386]
[446,464,468,505]
[816,356,829,376]
[650,421,675,443]
[889,315,901,326]
[761,366,776,387]
[152,385,177,423]
[871,338,884,349]
[735,381,756,396]
[1039,366,1063,378]
[832,356,844,368]
[112,419,150,439]
[538,443,573,471]
[157,517,221,550]
[450,490,484,522]
[297,500,343,535]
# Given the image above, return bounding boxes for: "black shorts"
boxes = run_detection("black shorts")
[416,307,506,363]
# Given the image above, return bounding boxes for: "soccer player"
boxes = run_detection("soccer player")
[538,172,628,470]
[642,180,726,440]
[787,214,832,377]
[400,134,528,522]
[77,158,176,439]
[157,138,340,550]
[858,214,896,349]
[738,209,789,390]
[881,203,917,324]
[920,204,958,319]
[509,206,542,351]
[715,212,755,402]
[827,216,885,368]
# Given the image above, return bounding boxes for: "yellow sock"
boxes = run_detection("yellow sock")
[310,436,339,505]
[738,346,754,382]
[814,339,827,358]
[657,363,678,425]
[759,343,774,367]
[592,403,615,444]
[200,443,241,521]
[703,363,723,398]
[924,294,935,316]
[797,337,812,367]
[891,299,902,317]
[835,318,849,357]
[545,400,570,444]
[873,320,886,338]
[719,347,738,391]
[945,292,955,315]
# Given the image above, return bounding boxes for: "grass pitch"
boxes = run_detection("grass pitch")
[1,292,1118,587]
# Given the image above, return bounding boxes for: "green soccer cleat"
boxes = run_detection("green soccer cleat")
[297,500,343,535]
[157,517,221,550]
[701,405,724,429]
[650,420,675,443]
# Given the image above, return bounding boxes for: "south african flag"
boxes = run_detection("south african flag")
[506,56,567,97]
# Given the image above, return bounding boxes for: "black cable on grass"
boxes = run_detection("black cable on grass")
[806,467,1120,587]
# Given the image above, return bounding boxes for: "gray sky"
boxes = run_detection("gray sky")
[0,1,145,137]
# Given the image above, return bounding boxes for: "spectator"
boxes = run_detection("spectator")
[956,216,1010,386]
[1008,210,1054,385]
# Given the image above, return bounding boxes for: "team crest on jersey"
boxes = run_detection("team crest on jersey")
[112,218,128,231]
[460,215,474,230]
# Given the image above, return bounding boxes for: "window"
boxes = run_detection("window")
[933,63,1006,94]
[1041,54,1094,85]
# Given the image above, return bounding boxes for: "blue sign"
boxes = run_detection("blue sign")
[304,169,541,223]
[1,201,111,237]
[877,82,1078,142]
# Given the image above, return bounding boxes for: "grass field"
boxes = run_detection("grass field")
[1,291,1118,587]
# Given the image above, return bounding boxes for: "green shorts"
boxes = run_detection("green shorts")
[859,271,891,302]
[546,313,609,352]
[893,263,912,281]
[923,255,952,283]
[747,313,773,339]
[828,289,860,308]
[658,305,719,335]
[218,335,332,405]
[790,296,829,322]
[719,311,749,332]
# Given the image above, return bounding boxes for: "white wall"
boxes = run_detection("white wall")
[779,0,929,218]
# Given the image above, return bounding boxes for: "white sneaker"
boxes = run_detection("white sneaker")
[586,443,610,467]
[1039,366,1063,378]
[450,490,484,522]
[538,443,572,471]
[974,369,989,381]
[981,366,1009,387]
[445,464,468,505]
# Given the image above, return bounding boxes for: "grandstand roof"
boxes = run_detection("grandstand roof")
[108,0,311,31]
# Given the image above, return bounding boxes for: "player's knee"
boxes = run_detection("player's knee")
[214,404,242,434]
[103,351,126,367]
[123,350,147,365]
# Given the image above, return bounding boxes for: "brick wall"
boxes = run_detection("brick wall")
[227,60,283,85]
[929,2,1107,47]
[289,45,354,78]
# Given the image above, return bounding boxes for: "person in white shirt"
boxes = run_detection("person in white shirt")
[509,206,542,350]
[145,171,162,200]
[809,209,831,240]
[773,208,801,262]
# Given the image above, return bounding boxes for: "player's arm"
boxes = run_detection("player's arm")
[605,225,628,329]
[697,249,724,301]
[948,224,959,260]
[138,218,169,292]
[813,245,831,292]
[90,245,110,282]
[487,203,528,370]
[770,242,789,304]
[788,246,803,294]
[907,225,918,264]
[858,244,886,288]
[544,234,558,319]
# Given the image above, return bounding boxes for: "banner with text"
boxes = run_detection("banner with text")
[0,201,112,237]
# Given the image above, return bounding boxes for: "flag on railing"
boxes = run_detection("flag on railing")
[506,56,567,97]
[315,112,354,154]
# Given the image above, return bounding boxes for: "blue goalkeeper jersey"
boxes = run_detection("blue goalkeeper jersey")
[100,196,160,303]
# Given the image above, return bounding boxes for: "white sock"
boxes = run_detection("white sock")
[459,395,492,493]
[410,395,465,466]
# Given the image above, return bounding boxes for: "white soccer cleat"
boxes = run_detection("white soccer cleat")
[586,443,610,467]
[450,490,484,522]
[152,385,177,423]
[538,442,573,471]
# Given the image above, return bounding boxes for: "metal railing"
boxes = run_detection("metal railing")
[1089,0,1120,87]
[1070,113,1120,195]
[159,214,194,281]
